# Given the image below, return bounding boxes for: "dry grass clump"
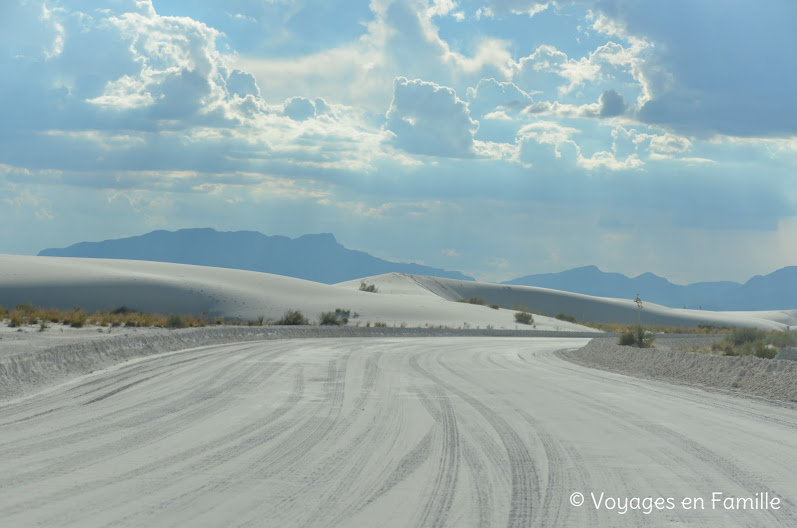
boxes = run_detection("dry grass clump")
[0,303,223,329]
[583,321,733,335]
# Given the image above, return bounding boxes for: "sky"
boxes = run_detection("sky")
[1,0,796,284]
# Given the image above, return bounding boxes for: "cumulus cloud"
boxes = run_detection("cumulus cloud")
[283,97,317,121]
[599,89,626,117]
[589,1,797,137]
[466,78,533,119]
[385,77,478,158]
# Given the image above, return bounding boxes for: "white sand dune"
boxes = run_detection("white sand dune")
[0,256,582,331]
[337,273,797,330]
[1,255,794,331]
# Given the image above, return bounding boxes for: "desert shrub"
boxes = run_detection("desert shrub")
[39,320,48,332]
[334,308,351,324]
[319,311,343,326]
[165,314,187,329]
[618,331,636,346]
[514,311,533,325]
[729,327,766,346]
[617,325,655,348]
[768,330,797,348]
[373,322,387,328]
[359,282,378,293]
[458,297,487,306]
[634,324,655,348]
[489,303,500,310]
[0,306,6,319]
[277,309,308,326]
[555,313,578,323]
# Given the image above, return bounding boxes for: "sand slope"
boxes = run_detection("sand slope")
[338,273,797,330]
[2,255,794,330]
[0,256,584,331]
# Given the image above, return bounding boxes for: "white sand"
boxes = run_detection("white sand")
[338,273,797,330]
[0,255,589,331]
[1,338,796,527]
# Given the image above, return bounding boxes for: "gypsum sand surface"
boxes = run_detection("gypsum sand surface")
[0,324,604,403]
[558,335,797,405]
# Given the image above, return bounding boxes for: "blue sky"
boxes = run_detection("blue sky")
[1,0,796,284]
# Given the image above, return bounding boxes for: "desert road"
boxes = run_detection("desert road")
[1,338,796,527]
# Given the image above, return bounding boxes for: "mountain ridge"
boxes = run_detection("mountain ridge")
[38,228,474,284]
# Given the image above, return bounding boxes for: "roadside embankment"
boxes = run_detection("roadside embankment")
[559,336,797,404]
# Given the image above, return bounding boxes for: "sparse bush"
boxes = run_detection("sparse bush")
[489,304,500,310]
[359,282,378,293]
[618,324,655,348]
[555,313,578,323]
[514,311,533,325]
[458,297,487,306]
[0,306,6,320]
[634,324,655,348]
[39,320,48,332]
[320,311,344,326]
[277,309,309,326]
[618,331,636,346]
[729,327,766,346]
[165,314,187,329]
[256,315,265,326]
[373,322,387,328]
[334,308,351,324]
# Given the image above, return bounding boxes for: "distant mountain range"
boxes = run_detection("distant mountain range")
[38,228,474,284]
[504,265,797,311]
[38,229,797,310]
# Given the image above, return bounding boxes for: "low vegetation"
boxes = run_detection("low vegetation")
[618,324,655,348]
[555,313,578,323]
[276,309,309,326]
[702,327,797,359]
[489,303,500,310]
[457,297,487,306]
[514,311,534,325]
[1,304,240,329]
[583,321,733,335]
[319,311,344,326]
[359,282,378,293]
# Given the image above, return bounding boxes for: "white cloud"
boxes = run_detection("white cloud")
[385,77,479,158]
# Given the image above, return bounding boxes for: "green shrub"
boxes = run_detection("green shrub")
[489,304,500,310]
[634,324,655,348]
[277,309,308,326]
[334,308,352,324]
[729,327,766,346]
[458,297,487,306]
[618,325,655,348]
[373,322,387,328]
[319,311,343,326]
[165,314,187,329]
[618,331,636,346]
[555,313,577,323]
[359,282,378,293]
[514,311,533,325]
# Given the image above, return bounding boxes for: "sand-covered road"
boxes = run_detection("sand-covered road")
[1,337,795,527]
